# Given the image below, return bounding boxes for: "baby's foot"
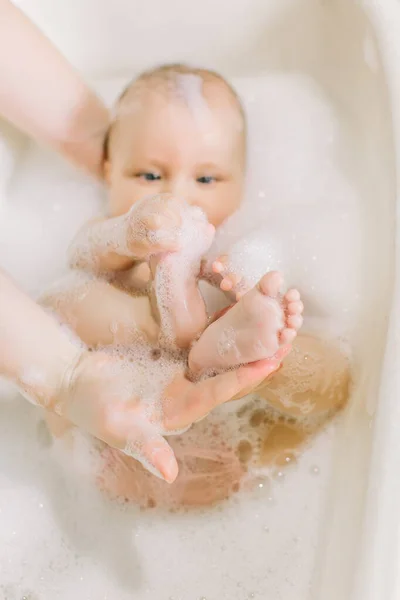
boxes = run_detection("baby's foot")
[188,271,303,373]
[150,204,215,349]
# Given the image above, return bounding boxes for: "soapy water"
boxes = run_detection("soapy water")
[0,72,386,598]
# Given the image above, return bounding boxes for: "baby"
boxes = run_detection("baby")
[42,64,349,508]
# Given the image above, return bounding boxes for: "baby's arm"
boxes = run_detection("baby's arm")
[40,274,159,348]
[69,194,184,275]
[69,214,141,274]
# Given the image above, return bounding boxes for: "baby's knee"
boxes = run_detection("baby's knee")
[257,333,351,420]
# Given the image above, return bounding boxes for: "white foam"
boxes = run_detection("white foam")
[217,325,239,359]
[175,73,213,126]
[69,192,194,272]
[68,212,132,271]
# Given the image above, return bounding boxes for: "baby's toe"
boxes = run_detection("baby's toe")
[280,328,297,344]
[287,314,303,331]
[258,271,284,297]
[212,255,229,274]
[287,300,304,316]
[285,288,301,303]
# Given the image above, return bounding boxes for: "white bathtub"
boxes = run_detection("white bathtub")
[0,1,399,599]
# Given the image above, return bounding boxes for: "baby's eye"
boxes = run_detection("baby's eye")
[197,175,216,185]
[136,172,161,182]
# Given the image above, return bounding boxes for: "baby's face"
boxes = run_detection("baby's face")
[105,88,245,227]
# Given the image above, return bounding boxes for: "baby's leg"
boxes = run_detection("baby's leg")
[98,423,244,509]
[229,332,350,427]
[40,274,159,348]
[150,206,215,349]
[255,332,351,419]
[189,271,303,373]
[230,333,351,478]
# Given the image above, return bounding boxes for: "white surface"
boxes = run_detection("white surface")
[0,0,398,599]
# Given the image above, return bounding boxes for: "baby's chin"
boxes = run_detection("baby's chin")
[210,210,238,228]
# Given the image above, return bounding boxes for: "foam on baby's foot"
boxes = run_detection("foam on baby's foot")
[188,271,303,373]
[150,203,215,349]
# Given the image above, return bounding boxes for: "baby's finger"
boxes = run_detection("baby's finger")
[221,273,251,301]
[212,255,229,274]
[220,276,234,292]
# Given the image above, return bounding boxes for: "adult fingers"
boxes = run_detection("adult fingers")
[102,407,179,483]
[165,354,286,432]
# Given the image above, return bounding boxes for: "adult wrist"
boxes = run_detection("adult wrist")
[18,341,85,412]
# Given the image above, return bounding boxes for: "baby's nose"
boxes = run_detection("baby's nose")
[163,178,190,202]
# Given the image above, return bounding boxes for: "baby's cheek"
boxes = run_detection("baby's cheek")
[212,198,238,227]
[108,179,143,217]
[213,184,242,227]
[195,195,226,228]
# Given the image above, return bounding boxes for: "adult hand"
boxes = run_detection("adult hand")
[55,347,289,483]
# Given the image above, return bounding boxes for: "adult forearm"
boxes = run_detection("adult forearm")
[0,269,82,407]
[0,0,110,177]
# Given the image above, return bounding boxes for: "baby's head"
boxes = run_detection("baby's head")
[104,64,246,227]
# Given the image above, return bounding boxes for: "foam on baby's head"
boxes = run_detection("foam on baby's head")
[104,63,246,162]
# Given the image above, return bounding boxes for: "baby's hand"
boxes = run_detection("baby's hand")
[206,254,252,301]
[125,193,184,260]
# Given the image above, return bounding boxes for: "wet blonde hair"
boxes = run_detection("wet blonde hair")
[103,63,246,161]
